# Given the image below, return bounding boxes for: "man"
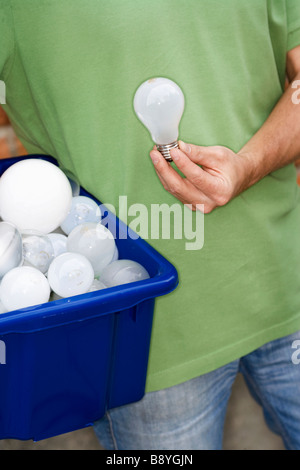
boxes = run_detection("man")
[1,0,300,450]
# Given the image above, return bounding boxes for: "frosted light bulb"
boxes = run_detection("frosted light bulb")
[0,266,50,312]
[0,159,72,233]
[47,252,94,298]
[60,196,102,235]
[100,259,150,287]
[134,77,184,161]
[67,222,116,277]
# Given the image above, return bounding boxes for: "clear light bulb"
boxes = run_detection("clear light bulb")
[22,230,55,274]
[134,77,185,161]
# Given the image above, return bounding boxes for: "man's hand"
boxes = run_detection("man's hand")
[150,142,252,213]
[150,46,300,213]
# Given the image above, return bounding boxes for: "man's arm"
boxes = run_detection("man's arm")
[149,46,300,213]
[238,46,300,185]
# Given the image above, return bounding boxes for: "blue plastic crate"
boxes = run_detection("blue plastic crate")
[0,155,178,441]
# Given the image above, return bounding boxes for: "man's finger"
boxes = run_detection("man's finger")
[150,149,209,203]
[150,149,185,193]
[178,141,223,165]
[170,147,218,194]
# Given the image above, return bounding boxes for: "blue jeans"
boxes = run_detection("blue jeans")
[93,330,300,450]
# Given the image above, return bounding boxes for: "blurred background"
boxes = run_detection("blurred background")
[0,107,27,159]
[0,106,289,450]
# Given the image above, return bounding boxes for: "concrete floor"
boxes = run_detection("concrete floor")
[0,373,285,450]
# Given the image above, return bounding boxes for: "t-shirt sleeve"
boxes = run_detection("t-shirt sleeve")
[0,1,14,81]
[286,0,300,51]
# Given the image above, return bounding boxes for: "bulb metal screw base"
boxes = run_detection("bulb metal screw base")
[156,141,179,162]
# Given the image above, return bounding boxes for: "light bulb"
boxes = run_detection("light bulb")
[100,259,150,287]
[134,77,184,161]
[0,266,50,312]
[0,159,72,234]
[67,222,116,277]
[47,252,94,298]
[22,230,55,274]
[47,233,68,257]
[60,195,102,235]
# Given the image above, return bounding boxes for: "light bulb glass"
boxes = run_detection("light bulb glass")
[0,159,72,233]
[100,259,150,287]
[134,77,184,160]
[47,252,94,298]
[67,222,116,277]
[60,195,102,235]
[0,266,50,312]
[47,232,68,258]
[22,230,55,274]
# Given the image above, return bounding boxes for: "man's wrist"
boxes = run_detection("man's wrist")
[236,148,261,193]
[237,146,268,190]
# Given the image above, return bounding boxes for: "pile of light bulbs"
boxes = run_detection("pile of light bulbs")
[0,159,149,314]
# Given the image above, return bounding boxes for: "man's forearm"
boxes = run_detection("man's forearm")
[238,71,300,189]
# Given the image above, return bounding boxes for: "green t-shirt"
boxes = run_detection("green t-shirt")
[1,0,300,392]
